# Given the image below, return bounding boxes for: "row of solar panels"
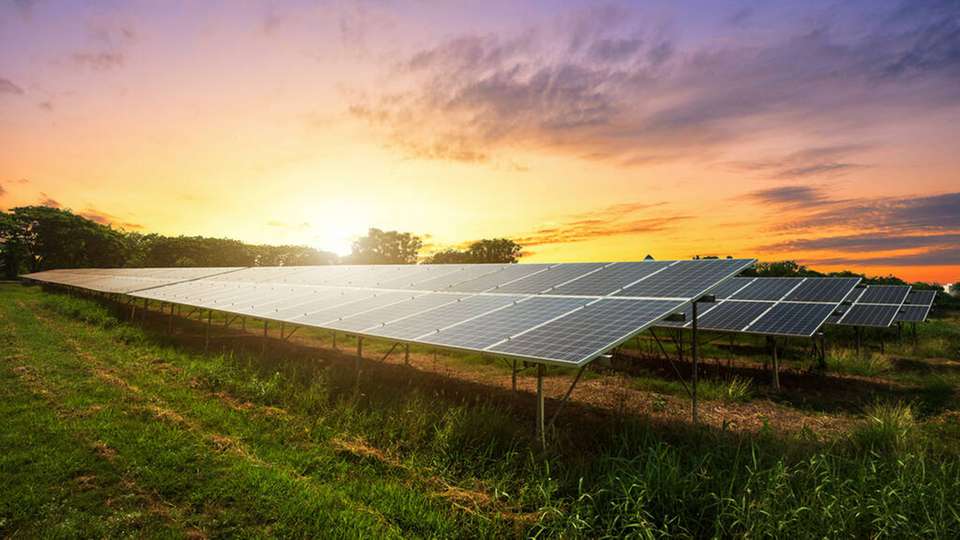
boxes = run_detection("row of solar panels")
[21,260,754,366]
[658,278,936,337]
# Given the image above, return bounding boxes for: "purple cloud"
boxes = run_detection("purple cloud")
[0,78,24,95]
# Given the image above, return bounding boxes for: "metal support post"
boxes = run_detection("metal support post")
[511,359,518,392]
[547,365,586,430]
[535,364,545,447]
[356,337,363,374]
[404,343,410,366]
[262,320,268,357]
[855,326,862,358]
[332,332,337,350]
[204,310,211,352]
[142,298,148,321]
[771,336,780,391]
[167,303,174,335]
[691,301,699,424]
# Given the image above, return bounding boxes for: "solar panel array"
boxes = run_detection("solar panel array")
[657,277,861,337]
[22,259,754,367]
[894,290,936,323]
[830,284,912,328]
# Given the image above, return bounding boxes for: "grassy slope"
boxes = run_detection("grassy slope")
[1,284,959,538]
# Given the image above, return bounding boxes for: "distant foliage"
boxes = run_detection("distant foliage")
[424,238,523,264]
[0,206,337,277]
[347,228,423,264]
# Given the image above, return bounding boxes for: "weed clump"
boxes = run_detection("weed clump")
[852,401,919,453]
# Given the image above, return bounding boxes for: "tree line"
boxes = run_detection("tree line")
[1,206,954,305]
[0,206,523,278]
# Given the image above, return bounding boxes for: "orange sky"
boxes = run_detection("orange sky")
[1,1,958,283]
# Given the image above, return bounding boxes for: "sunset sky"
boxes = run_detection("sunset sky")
[1,0,958,282]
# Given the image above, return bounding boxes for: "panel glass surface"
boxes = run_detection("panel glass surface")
[490,299,684,364]
[446,264,551,293]
[904,290,936,307]
[326,293,468,331]
[697,301,774,331]
[421,297,589,349]
[292,292,418,325]
[549,261,674,296]
[366,294,524,339]
[493,263,607,294]
[617,259,752,298]
[838,304,900,327]
[858,286,910,305]
[402,265,506,291]
[894,305,930,322]
[746,303,836,336]
[709,278,754,299]
[783,278,861,303]
[730,278,802,301]
[267,289,378,320]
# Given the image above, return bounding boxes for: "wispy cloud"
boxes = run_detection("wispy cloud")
[72,52,125,70]
[39,193,61,208]
[729,145,869,180]
[0,78,24,95]
[763,232,960,253]
[79,208,142,229]
[804,247,960,267]
[349,1,960,166]
[743,185,837,209]
[786,191,960,232]
[514,200,685,247]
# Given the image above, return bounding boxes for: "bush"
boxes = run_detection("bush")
[852,401,919,453]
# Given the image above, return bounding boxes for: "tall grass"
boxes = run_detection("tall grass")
[826,349,892,377]
[8,287,960,538]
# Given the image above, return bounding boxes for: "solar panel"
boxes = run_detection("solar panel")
[326,293,468,331]
[858,285,910,305]
[655,277,861,337]
[839,304,901,327]
[904,290,937,307]
[710,278,755,299]
[402,265,506,291]
[292,292,419,325]
[489,298,684,363]
[365,294,524,340]
[26,259,754,366]
[696,301,774,331]
[895,305,930,323]
[549,261,674,296]
[783,277,860,303]
[617,259,754,298]
[729,278,802,301]
[421,297,589,350]
[894,290,936,322]
[746,303,837,336]
[446,264,551,292]
[493,263,607,294]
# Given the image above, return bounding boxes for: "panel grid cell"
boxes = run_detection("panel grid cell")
[366,294,524,339]
[447,264,551,293]
[617,259,752,298]
[783,278,860,303]
[490,299,684,364]
[326,293,468,331]
[746,303,837,336]
[895,305,930,323]
[730,278,802,301]
[292,292,419,325]
[549,261,673,296]
[838,304,900,327]
[697,301,775,331]
[421,297,589,350]
[858,285,910,305]
[490,263,607,294]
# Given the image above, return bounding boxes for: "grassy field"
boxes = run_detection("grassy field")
[2,283,960,538]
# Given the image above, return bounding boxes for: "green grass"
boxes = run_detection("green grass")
[826,349,893,377]
[2,284,960,538]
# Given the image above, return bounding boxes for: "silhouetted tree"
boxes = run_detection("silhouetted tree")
[349,228,422,264]
[465,238,522,263]
[0,206,126,277]
[424,238,523,264]
[743,260,823,277]
[423,249,474,264]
